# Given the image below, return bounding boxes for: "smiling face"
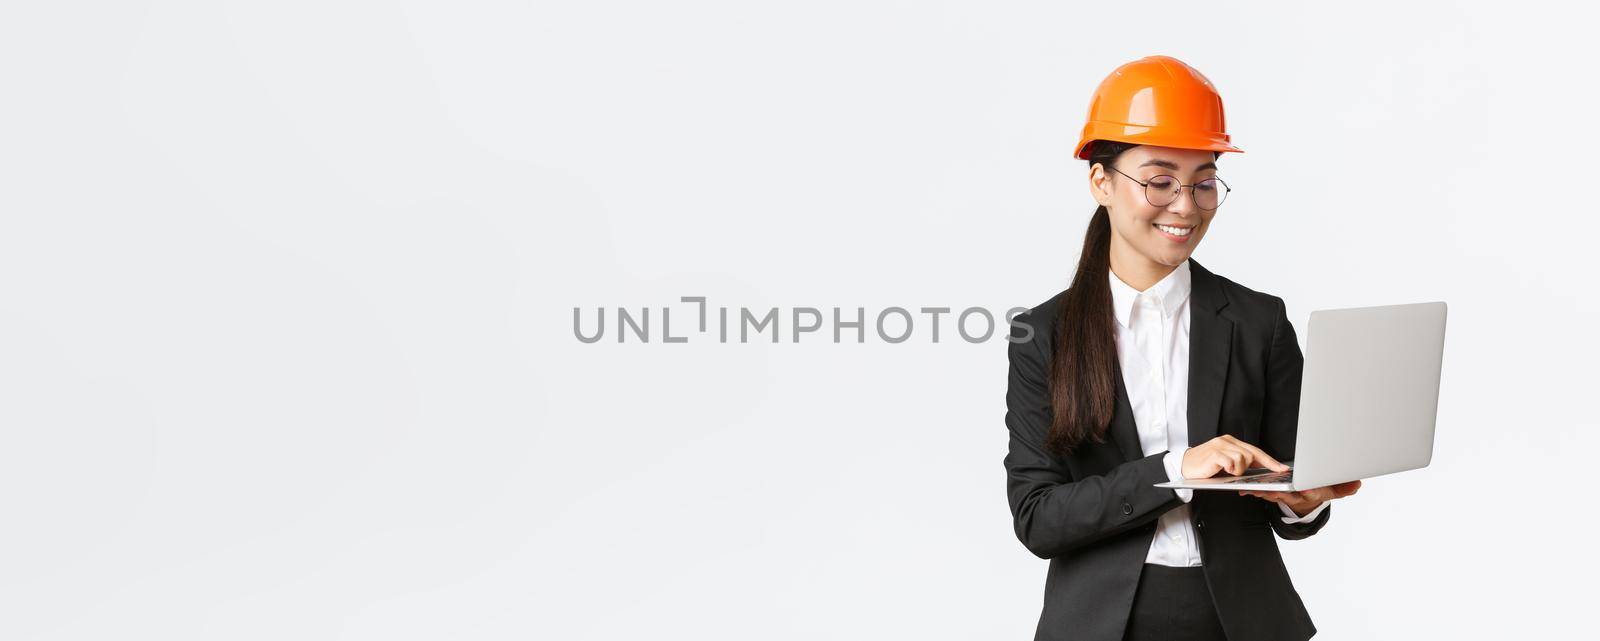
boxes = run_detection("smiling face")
[1088,145,1221,275]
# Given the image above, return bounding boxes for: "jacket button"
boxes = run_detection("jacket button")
[1121,501,1132,515]
[1196,519,1206,529]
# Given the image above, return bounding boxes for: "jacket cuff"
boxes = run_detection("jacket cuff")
[1278,499,1331,524]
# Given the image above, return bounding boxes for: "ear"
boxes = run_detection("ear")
[1088,163,1113,207]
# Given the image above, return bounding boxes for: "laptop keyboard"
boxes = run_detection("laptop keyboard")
[1234,471,1293,484]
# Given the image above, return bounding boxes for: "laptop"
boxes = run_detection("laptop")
[1154,301,1447,492]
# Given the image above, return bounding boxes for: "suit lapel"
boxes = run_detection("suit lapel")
[1186,258,1232,447]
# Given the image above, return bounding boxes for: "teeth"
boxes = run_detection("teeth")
[1156,224,1192,237]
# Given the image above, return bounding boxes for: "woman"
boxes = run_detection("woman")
[1002,56,1362,641]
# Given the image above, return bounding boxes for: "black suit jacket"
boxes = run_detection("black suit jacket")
[1003,257,1330,641]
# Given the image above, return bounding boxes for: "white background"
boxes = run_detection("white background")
[1,1,1595,639]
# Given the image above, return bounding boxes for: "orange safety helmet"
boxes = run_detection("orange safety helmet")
[1072,55,1243,160]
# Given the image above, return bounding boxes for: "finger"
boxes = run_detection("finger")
[1211,452,1237,476]
[1307,483,1356,501]
[1231,440,1289,472]
[1277,494,1311,510]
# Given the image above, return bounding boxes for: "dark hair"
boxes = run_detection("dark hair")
[1043,140,1138,457]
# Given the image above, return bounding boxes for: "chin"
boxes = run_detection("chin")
[1150,238,1199,263]
[1149,247,1193,266]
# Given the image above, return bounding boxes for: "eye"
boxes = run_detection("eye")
[1147,176,1177,190]
[1195,182,1216,193]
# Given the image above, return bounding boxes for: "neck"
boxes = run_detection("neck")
[1108,235,1180,292]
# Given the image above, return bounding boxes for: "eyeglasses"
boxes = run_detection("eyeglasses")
[1106,165,1231,211]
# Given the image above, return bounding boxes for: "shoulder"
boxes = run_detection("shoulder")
[1194,259,1291,333]
[1015,288,1067,331]
[1008,287,1068,349]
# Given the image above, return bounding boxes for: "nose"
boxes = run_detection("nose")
[1166,186,1199,217]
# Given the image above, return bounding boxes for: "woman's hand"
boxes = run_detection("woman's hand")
[1180,434,1289,479]
[1239,480,1362,517]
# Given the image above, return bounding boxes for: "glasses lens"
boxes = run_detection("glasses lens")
[1144,175,1180,207]
[1193,178,1225,210]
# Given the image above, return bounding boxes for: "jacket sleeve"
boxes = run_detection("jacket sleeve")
[1259,296,1333,540]
[1003,313,1183,559]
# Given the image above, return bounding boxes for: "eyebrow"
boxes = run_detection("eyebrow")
[1138,159,1218,172]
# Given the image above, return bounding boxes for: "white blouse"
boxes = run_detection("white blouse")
[1108,259,1329,567]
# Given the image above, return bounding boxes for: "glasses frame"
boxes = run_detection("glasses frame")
[1106,165,1231,211]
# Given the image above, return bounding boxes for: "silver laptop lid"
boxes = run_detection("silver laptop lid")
[1291,301,1448,490]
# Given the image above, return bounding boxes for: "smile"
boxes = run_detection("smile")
[1153,223,1193,237]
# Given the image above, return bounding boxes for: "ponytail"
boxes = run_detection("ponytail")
[1044,141,1135,457]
